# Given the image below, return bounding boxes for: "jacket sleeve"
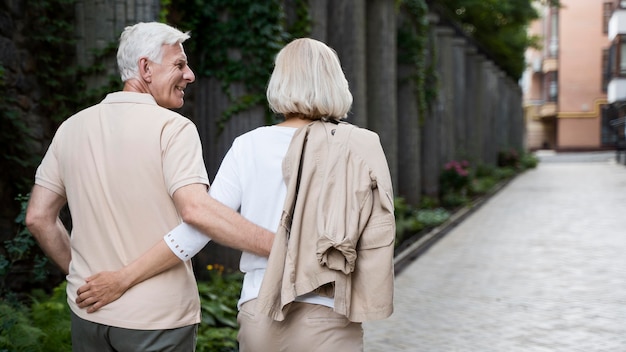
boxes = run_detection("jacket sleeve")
[348,129,396,322]
[351,128,395,254]
[315,125,394,275]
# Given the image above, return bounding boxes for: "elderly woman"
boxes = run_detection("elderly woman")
[76,38,395,352]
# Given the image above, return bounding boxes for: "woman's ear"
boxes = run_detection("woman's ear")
[139,57,152,83]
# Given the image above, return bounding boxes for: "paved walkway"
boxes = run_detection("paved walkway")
[364,152,626,351]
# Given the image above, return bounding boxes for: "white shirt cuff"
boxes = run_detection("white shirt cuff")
[164,222,211,261]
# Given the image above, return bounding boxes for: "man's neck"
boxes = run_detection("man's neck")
[123,79,149,94]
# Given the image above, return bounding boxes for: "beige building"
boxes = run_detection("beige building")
[522,0,610,151]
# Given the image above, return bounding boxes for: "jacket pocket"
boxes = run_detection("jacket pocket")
[357,214,395,250]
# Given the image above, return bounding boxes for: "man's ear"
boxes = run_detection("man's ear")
[139,57,152,83]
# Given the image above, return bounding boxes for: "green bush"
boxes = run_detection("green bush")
[438,160,472,209]
[493,167,517,180]
[499,149,539,170]
[0,270,244,352]
[416,208,450,228]
[394,198,424,244]
[0,299,46,351]
[394,198,453,249]
[469,176,497,196]
[439,160,471,193]
[1,194,52,298]
[196,265,243,352]
[520,152,539,169]
[497,148,521,169]
[474,164,496,178]
[440,192,470,208]
[0,283,71,352]
[29,284,72,350]
[419,195,439,209]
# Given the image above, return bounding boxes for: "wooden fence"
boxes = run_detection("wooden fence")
[72,0,525,271]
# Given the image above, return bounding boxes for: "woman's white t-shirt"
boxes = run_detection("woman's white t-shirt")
[167,125,333,309]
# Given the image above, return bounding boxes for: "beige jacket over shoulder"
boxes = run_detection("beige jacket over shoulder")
[256,120,395,322]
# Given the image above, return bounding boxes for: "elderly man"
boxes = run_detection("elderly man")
[25,22,273,352]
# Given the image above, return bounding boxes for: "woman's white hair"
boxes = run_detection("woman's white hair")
[266,38,353,120]
[117,22,190,82]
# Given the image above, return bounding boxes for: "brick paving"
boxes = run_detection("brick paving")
[364,152,626,352]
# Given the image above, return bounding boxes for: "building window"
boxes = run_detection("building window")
[604,2,613,34]
[610,35,626,77]
[549,80,558,101]
[603,48,610,92]
[549,9,559,57]
[609,42,618,78]
[601,104,618,146]
[545,71,558,102]
[621,40,626,74]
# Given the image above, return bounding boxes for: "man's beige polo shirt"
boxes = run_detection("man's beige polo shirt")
[35,92,209,330]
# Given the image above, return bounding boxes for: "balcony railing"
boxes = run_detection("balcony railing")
[542,57,558,73]
[539,102,557,118]
[608,77,626,103]
[609,7,626,41]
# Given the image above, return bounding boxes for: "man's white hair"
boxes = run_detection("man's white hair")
[117,22,190,82]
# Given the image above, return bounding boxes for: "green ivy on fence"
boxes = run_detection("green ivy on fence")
[166,0,311,131]
[398,0,439,124]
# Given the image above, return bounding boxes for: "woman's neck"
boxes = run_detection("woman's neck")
[276,114,314,128]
